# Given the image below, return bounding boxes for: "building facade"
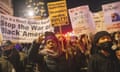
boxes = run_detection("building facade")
[0,0,13,15]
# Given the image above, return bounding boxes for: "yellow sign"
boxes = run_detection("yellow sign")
[47,0,69,26]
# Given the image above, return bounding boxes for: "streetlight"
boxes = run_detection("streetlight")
[27,9,34,17]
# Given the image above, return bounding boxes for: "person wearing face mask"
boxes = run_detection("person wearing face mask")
[88,31,115,72]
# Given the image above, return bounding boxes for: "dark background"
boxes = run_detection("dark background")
[12,0,120,33]
[12,0,120,16]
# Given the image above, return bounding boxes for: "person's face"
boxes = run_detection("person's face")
[46,39,57,49]
[38,35,45,43]
[116,50,120,60]
[97,36,112,44]
[81,36,88,44]
[97,35,113,54]
[112,14,117,20]
[115,33,120,41]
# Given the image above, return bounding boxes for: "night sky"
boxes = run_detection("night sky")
[12,0,120,33]
[12,0,120,17]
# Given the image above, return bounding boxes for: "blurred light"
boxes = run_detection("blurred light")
[28,10,34,16]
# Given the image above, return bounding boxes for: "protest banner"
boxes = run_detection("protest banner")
[93,11,106,32]
[68,5,95,35]
[102,1,120,33]
[47,0,69,26]
[0,14,53,43]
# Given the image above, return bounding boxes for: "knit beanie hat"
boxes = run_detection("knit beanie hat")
[44,31,58,44]
[93,31,112,44]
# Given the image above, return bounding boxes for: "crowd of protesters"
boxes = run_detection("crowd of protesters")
[0,30,120,72]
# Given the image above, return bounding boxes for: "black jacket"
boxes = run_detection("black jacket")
[28,41,68,72]
[88,52,115,72]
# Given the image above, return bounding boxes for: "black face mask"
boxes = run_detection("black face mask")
[98,41,113,52]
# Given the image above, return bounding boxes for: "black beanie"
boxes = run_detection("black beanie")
[93,31,112,44]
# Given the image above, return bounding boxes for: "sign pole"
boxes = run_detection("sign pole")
[59,24,68,60]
